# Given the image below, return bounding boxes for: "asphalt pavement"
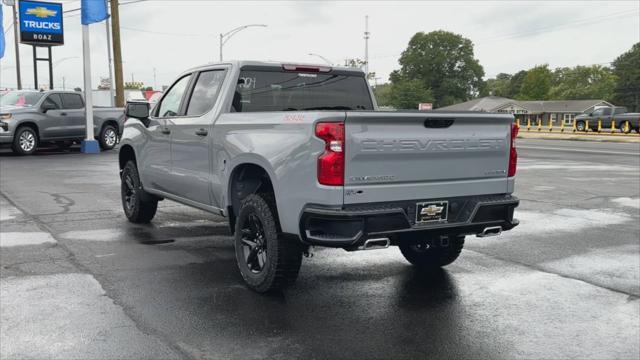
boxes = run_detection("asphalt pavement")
[1,139,639,359]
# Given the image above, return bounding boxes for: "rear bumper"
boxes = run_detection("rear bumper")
[300,194,519,248]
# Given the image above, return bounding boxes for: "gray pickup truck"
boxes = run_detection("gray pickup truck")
[119,61,520,292]
[575,106,639,133]
[0,90,125,155]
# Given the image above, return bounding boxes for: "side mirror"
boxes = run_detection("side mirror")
[41,102,56,112]
[125,101,150,120]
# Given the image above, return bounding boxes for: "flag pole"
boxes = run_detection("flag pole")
[80,24,99,153]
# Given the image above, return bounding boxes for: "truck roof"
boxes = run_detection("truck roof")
[183,60,365,75]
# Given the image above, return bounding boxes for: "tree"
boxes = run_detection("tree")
[372,83,392,106]
[507,70,527,99]
[612,42,640,111]
[484,73,512,97]
[517,65,552,100]
[390,30,484,107]
[388,80,433,109]
[549,65,617,100]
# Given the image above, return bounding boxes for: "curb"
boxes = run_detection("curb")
[518,132,640,143]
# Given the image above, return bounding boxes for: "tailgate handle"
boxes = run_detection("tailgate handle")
[424,118,454,128]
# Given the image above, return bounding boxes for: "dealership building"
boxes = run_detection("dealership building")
[438,96,613,125]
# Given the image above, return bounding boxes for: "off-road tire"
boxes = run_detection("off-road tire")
[99,124,118,150]
[234,193,302,293]
[619,121,632,134]
[12,126,38,155]
[399,235,465,269]
[121,160,158,223]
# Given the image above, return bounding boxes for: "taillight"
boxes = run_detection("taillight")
[508,122,518,177]
[315,122,345,186]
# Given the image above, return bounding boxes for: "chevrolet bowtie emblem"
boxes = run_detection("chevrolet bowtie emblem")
[421,205,444,216]
[26,7,57,18]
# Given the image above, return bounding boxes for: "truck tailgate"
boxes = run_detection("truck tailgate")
[344,112,513,204]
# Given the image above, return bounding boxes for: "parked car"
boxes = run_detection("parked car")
[118,60,520,292]
[575,106,639,133]
[0,90,125,155]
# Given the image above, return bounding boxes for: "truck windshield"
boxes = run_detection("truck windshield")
[0,91,44,108]
[232,69,374,112]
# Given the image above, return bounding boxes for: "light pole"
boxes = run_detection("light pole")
[219,24,267,61]
[308,53,333,65]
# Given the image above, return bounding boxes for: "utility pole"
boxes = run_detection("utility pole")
[62,76,66,90]
[12,3,22,89]
[153,67,157,90]
[106,17,115,106]
[364,15,370,78]
[109,0,124,107]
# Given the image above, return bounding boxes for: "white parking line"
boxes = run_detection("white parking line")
[519,145,640,156]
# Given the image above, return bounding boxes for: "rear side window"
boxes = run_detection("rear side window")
[43,94,63,109]
[232,69,373,112]
[61,94,84,109]
[186,70,226,116]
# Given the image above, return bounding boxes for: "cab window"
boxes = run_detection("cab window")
[43,94,63,109]
[185,70,227,116]
[61,94,84,109]
[157,75,192,118]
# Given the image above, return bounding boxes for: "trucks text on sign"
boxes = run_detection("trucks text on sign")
[19,0,64,46]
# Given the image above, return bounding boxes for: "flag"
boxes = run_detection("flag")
[81,0,109,25]
[0,5,5,59]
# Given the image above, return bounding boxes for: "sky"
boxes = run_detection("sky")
[1,0,639,91]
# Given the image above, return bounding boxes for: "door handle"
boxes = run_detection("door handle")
[161,128,171,135]
[195,128,208,136]
[60,112,67,116]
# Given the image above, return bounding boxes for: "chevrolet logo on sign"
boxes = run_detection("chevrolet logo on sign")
[26,7,57,18]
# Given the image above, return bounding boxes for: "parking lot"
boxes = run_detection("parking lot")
[1,138,639,359]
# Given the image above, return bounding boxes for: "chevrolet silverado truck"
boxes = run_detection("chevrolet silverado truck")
[118,61,519,292]
[0,90,125,155]
[575,106,639,133]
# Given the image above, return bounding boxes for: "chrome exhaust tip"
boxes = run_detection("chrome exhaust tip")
[477,226,502,238]
[359,237,390,250]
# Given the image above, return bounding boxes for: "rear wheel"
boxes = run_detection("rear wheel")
[234,193,302,293]
[99,125,118,150]
[620,121,632,134]
[12,126,38,155]
[575,121,586,132]
[121,160,158,223]
[398,235,465,269]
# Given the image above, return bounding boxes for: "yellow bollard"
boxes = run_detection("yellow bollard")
[611,118,616,133]
[586,120,590,132]
[527,118,531,131]
[597,118,602,133]
[516,118,521,129]
[548,118,553,131]
[572,119,577,132]
[624,120,631,134]
[560,120,565,132]
[537,119,542,131]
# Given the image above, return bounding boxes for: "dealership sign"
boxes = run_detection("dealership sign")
[19,0,64,46]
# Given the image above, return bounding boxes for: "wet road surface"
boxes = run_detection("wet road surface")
[1,139,639,359]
